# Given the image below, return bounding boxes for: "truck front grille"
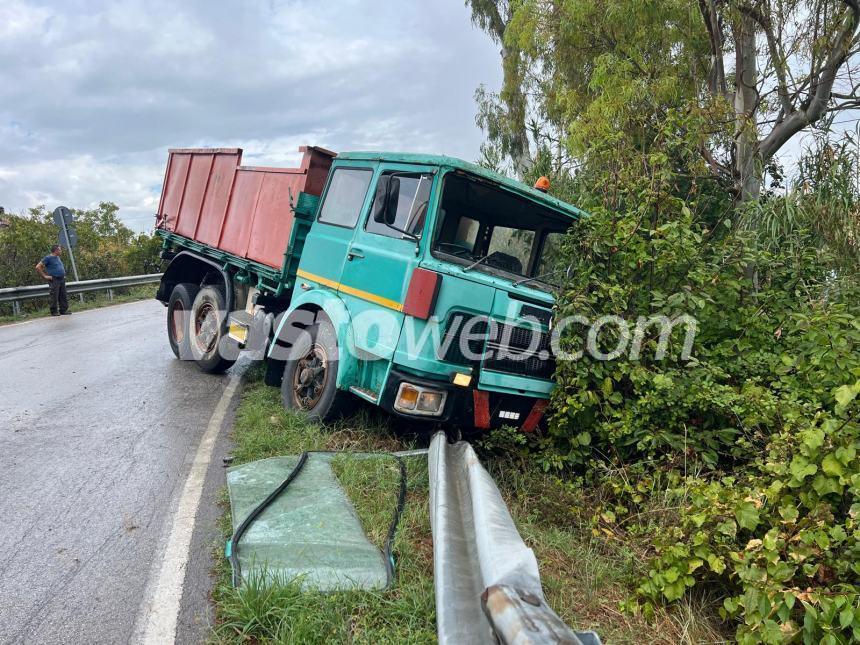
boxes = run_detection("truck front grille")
[439,313,488,365]
[439,314,556,381]
[484,321,555,380]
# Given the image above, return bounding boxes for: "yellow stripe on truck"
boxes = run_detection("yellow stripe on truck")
[296,269,404,312]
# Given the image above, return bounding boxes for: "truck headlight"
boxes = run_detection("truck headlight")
[417,391,445,413]
[394,383,447,417]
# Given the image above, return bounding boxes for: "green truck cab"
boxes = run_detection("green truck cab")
[155,147,582,432]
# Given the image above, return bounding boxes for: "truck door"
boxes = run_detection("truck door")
[337,165,435,360]
[296,164,375,299]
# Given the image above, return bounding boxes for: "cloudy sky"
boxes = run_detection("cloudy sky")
[0,0,501,231]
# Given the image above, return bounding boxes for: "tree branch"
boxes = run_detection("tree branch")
[466,0,507,42]
[698,0,728,97]
[700,145,732,176]
[759,0,860,162]
[827,99,860,110]
[739,3,794,119]
[831,79,860,99]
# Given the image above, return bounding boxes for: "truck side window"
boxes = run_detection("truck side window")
[318,168,372,228]
[366,172,432,239]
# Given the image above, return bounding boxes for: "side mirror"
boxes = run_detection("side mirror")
[386,177,401,225]
[372,176,390,223]
[372,176,400,225]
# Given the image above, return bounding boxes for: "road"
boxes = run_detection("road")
[0,300,240,644]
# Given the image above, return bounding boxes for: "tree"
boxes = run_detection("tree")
[467,0,534,177]
[703,0,860,200]
[470,0,860,202]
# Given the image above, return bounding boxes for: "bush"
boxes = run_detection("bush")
[534,126,860,642]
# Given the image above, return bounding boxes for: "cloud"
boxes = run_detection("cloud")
[0,0,50,40]
[0,0,501,231]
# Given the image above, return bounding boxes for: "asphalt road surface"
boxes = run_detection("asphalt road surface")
[0,300,240,644]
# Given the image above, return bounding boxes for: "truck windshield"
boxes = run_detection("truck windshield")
[432,173,571,288]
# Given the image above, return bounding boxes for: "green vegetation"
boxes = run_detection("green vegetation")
[213,370,727,643]
[514,113,859,645]
[0,202,162,317]
[465,1,860,641]
[470,0,860,203]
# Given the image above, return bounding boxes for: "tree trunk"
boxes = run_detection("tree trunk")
[501,44,533,179]
[733,14,761,202]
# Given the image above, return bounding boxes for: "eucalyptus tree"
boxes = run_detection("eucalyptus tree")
[467,0,534,178]
[469,0,860,202]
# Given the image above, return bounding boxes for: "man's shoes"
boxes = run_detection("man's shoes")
[60,311,72,315]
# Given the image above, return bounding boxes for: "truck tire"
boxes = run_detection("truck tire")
[281,320,354,423]
[189,285,235,374]
[167,283,199,359]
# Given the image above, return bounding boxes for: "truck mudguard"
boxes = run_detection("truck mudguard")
[269,289,359,388]
[158,250,234,312]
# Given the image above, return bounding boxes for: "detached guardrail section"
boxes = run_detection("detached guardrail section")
[429,432,601,645]
[0,273,163,315]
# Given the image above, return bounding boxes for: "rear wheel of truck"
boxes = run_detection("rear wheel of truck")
[281,320,353,423]
[189,285,235,374]
[167,283,199,359]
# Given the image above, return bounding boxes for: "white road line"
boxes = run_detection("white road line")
[135,366,245,644]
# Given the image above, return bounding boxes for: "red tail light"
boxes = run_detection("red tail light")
[403,268,441,320]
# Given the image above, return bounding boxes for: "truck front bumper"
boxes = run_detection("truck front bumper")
[379,368,549,432]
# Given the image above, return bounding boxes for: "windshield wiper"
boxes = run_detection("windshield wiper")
[513,267,566,287]
[463,254,491,272]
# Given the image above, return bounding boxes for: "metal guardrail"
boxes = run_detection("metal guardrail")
[428,432,601,644]
[0,273,162,315]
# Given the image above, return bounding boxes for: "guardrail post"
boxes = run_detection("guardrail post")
[107,288,114,301]
[12,300,21,316]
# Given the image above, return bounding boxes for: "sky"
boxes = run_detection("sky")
[0,0,502,231]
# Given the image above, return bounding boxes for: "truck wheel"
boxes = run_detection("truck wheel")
[189,285,235,374]
[281,320,353,422]
[167,283,199,359]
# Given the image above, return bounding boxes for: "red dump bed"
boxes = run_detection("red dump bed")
[156,146,335,269]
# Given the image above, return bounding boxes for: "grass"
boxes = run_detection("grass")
[212,366,435,644]
[212,367,727,644]
[0,284,156,325]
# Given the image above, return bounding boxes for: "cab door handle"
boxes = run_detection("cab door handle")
[347,248,365,261]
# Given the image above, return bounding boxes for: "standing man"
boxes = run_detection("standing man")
[36,245,71,316]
